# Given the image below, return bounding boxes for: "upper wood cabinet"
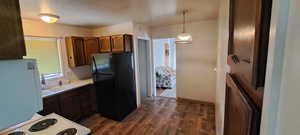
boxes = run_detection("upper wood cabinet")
[84,37,100,65]
[66,37,86,67]
[0,0,26,59]
[99,36,112,53]
[111,34,133,53]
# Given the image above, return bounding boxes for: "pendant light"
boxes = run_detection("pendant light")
[39,13,60,23]
[176,10,192,44]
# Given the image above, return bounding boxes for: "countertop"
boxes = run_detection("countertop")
[42,79,93,98]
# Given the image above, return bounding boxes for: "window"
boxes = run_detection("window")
[24,37,63,79]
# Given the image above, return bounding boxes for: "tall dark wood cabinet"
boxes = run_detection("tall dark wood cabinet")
[225,0,272,134]
[0,0,26,59]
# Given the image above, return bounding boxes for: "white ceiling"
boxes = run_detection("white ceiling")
[19,0,220,28]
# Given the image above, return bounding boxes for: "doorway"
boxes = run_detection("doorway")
[137,39,152,101]
[153,38,176,98]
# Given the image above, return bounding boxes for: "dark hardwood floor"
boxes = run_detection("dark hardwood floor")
[80,97,215,135]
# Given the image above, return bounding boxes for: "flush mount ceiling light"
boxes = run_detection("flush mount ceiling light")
[176,10,192,45]
[39,13,60,23]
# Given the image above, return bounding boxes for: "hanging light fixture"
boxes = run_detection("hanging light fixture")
[39,13,60,23]
[176,10,192,44]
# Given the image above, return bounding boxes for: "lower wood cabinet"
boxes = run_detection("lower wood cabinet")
[59,89,82,121]
[224,75,260,135]
[39,95,61,116]
[78,85,97,118]
[39,85,97,122]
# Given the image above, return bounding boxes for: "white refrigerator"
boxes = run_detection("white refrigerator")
[0,59,43,130]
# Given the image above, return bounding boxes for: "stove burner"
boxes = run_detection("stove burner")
[57,128,77,135]
[8,131,25,135]
[29,118,57,132]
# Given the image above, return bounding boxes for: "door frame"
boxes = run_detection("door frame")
[136,38,155,99]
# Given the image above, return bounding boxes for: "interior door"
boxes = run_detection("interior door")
[84,37,100,65]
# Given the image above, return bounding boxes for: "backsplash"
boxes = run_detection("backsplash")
[43,65,92,89]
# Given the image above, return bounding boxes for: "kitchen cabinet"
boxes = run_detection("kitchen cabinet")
[0,0,26,59]
[39,85,97,122]
[59,90,82,121]
[84,37,100,65]
[224,75,259,135]
[39,95,61,116]
[66,37,86,67]
[99,36,112,53]
[111,34,133,53]
[78,85,97,117]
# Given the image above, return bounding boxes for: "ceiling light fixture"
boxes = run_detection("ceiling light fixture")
[176,10,192,44]
[39,13,60,23]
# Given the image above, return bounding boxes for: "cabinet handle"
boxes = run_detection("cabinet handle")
[242,59,251,64]
[231,55,240,64]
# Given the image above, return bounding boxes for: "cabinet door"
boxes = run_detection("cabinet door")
[99,36,112,53]
[66,37,86,67]
[78,85,98,117]
[0,0,26,59]
[111,35,124,53]
[84,37,100,65]
[39,95,61,116]
[59,90,82,121]
[72,37,86,66]
[124,34,133,52]
[228,0,271,107]
[224,74,260,135]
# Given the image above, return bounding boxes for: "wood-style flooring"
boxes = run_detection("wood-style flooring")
[80,97,215,135]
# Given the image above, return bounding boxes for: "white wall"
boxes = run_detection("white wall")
[153,39,167,67]
[215,0,230,134]
[261,0,300,135]
[151,21,218,103]
[92,22,134,36]
[153,38,176,70]
[22,19,93,88]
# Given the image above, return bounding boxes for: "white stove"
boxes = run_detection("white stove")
[2,113,91,135]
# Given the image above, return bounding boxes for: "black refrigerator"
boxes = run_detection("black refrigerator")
[91,53,137,121]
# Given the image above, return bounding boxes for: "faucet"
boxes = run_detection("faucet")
[41,74,47,89]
